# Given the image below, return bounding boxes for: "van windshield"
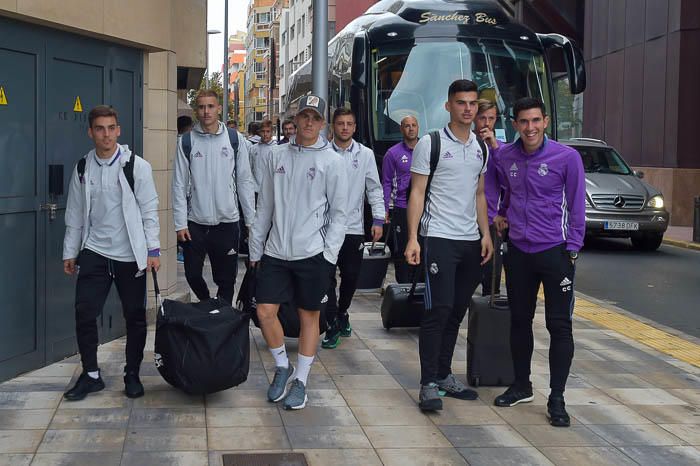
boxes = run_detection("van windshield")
[575,146,633,175]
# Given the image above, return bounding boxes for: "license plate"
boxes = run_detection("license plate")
[604,221,639,231]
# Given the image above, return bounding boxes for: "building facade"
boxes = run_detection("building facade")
[245,0,277,126]
[0,0,207,381]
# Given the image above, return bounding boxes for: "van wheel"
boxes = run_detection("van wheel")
[631,233,663,251]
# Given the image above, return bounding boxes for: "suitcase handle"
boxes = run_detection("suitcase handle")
[151,269,165,316]
[488,230,507,309]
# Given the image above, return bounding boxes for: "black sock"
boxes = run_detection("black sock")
[550,389,564,399]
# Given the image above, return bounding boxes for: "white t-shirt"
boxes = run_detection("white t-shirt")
[410,126,488,241]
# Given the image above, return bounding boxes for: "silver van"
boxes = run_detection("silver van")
[562,138,669,251]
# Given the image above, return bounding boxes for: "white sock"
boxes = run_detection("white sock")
[270,345,289,368]
[87,370,99,379]
[295,353,315,385]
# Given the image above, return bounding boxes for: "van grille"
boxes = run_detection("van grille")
[591,194,645,211]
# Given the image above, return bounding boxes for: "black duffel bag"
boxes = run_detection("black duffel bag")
[237,266,328,338]
[153,271,250,395]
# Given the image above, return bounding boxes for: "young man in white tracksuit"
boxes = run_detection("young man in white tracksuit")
[322,107,385,349]
[249,95,348,410]
[172,89,256,305]
[62,105,160,401]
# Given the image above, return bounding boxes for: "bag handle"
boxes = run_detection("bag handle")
[488,229,508,308]
[151,269,165,316]
[369,221,393,255]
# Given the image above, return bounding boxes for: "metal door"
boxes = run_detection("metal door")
[0,23,46,381]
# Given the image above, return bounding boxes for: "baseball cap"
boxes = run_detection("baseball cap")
[297,94,326,119]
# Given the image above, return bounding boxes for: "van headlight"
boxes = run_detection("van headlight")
[585,197,592,207]
[647,195,664,209]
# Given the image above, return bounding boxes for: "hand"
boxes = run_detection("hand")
[249,261,259,269]
[176,229,191,242]
[371,225,383,242]
[63,259,77,275]
[147,256,160,272]
[404,238,421,266]
[480,235,494,266]
[493,215,508,235]
[385,212,390,223]
[479,127,497,148]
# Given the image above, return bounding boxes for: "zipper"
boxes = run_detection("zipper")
[524,159,530,251]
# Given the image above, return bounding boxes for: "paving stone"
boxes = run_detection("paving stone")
[207,407,281,427]
[659,424,700,445]
[587,424,686,446]
[670,389,700,405]
[305,388,347,407]
[30,452,121,466]
[0,376,72,392]
[539,446,638,466]
[536,388,619,406]
[208,427,290,451]
[26,363,79,378]
[124,427,207,452]
[50,408,130,429]
[332,374,401,389]
[459,447,554,465]
[630,404,700,424]
[323,360,390,375]
[606,388,688,405]
[38,429,125,453]
[378,447,467,465]
[439,425,530,448]
[205,389,270,408]
[512,425,609,447]
[0,392,62,410]
[0,429,44,453]
[57,390,131,409]
[636,372,700,389]
[365,425,452,449]
[0,454,32,466]
[578,372,655,389]
[285,425,370,449]
[132,389,203,408]
[617,446,700,466]
[566,405,652,425]
[299,448,382,466]
[279,406,357,426]
[129,408,206,428]
[340,388,415,407]
[350,406,432,426]
[495,404,578,425]
[0,409,54,429]
[119,451,208,466]
[429,404,506,426]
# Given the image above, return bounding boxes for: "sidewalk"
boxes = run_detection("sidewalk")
[1,267,699,466]
[663,226,700,251]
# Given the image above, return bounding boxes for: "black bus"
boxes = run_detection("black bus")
[284,0,585,158]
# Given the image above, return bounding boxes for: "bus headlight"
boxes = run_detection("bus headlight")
[647,195,664,209]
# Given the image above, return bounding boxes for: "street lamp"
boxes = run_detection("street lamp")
[206,29,221,87]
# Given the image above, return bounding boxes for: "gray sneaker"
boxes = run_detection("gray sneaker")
[437,373,478,400]
[267,364,295,402]
[283,378,308,410]
[418,382,443,411]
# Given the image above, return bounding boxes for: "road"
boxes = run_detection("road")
[575,237,700,338]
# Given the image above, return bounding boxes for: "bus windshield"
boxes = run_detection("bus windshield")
[371,39,551,143]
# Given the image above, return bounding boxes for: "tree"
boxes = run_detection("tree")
[187,71,235,122]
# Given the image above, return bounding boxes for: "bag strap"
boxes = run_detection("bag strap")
[426,130,441,194]
[183,128,239,162]
[151,269,164,316]
[77,152,135,192]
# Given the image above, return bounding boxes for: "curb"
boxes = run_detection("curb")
[662,237,700,251]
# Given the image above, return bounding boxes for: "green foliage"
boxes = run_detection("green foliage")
[187,71,236,122]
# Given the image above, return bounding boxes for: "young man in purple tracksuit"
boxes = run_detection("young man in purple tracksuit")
[477,99,505,296]
[492,97,586,427]
[382,115,419,283]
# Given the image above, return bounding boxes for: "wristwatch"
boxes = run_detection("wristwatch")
[568,251,578,263]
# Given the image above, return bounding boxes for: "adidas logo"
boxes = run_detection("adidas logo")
[559,277,572,286]
[510,162,518,171]
[275,166,286,174]
[227,248,237,256]
[321,294,329,304]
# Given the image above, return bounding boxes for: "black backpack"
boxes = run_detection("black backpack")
[181,127,240,162]
[77,153,135,192]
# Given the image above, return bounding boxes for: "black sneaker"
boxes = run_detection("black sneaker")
[124,371,145,399]
[64,371,105,401]
[418,383,443,411]
[321,320,342,349]
[494,385,534,407]
[547,396,571,427]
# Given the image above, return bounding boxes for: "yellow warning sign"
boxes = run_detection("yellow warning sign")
[0,86,7,105]
[73,96,83,112]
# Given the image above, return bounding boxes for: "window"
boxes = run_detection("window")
[281,31,287,45]
[256,12,271,24]
[290,25,295,40]
[280,64,284,78]
[297,19,301,35]
[306,45,311,61]
[301,14,306,37]
[328,21,336,38]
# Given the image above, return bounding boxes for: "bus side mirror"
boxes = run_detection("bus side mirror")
[538,33,586,95]
[351,32,368,89]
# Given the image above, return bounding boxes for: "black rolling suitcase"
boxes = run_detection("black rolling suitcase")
[380,275,425,329]
[237,267,328,338]
[355,241,391,291]
[466,237,514,387]
[152,271,251,395]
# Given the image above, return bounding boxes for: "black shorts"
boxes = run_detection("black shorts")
[256,253,334,310]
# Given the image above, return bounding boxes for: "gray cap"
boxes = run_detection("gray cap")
[297,94,326,119]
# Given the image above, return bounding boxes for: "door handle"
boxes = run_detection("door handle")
[41,203,58,221]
